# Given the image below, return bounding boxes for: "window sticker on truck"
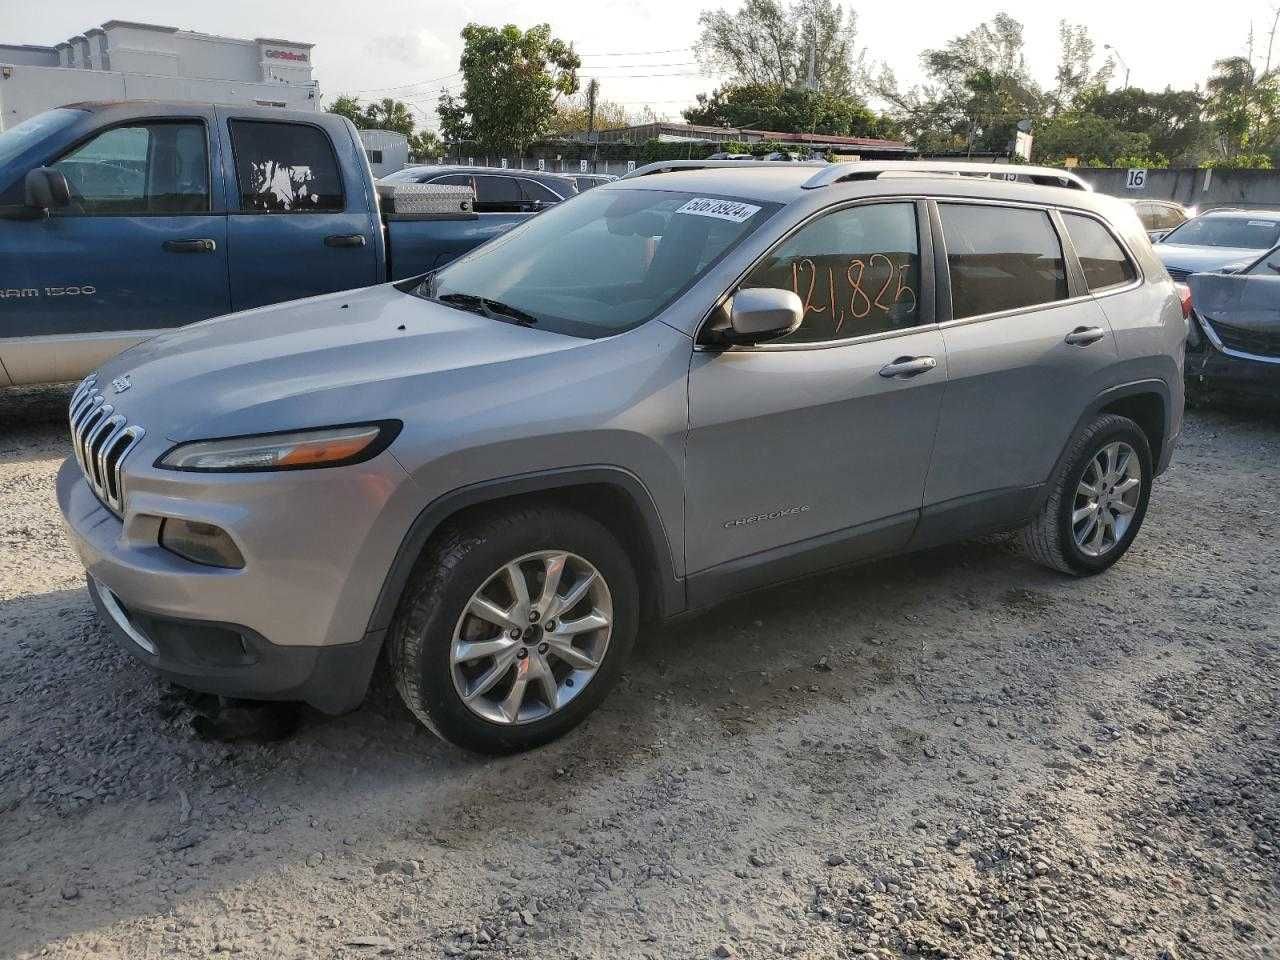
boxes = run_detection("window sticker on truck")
[676,198,763,223]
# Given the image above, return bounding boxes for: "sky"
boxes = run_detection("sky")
[2,1,1272,132]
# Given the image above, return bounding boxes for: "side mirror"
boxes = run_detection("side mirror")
[720,287,804,346]
[24,167,72,211]
[1149,230,1168,243]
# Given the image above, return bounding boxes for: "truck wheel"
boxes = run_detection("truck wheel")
[389,505,638,753]
[1022,414,1153,576]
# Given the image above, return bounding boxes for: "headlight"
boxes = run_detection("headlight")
[157,421,400,472]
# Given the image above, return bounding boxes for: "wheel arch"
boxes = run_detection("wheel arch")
[1035,379,1172,515]
[365,466,684,637]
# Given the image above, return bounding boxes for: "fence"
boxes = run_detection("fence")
[1074,167,1280,211]
[432,156,640,177]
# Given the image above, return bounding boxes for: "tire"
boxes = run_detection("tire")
[388,504,638,753]
[1022,413,1154,576]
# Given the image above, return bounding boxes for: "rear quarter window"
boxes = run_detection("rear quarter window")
[1062,213,1137,290]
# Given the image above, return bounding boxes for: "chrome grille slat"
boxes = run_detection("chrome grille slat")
[67,376,144,515]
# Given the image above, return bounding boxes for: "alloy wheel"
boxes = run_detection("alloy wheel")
[1072,441,1142,558]
[450,551,613,725]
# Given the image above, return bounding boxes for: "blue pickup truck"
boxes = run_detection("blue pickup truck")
[0,101,532,386]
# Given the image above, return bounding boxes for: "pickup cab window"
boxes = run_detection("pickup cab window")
[229,120,344,213]
[50,121,209,215]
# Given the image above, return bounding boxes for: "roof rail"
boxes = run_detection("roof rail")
[622,158,826,179]
[801,161,1092,192]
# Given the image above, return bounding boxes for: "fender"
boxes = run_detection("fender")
[365,465,685,635]
[1036,377,1174,512]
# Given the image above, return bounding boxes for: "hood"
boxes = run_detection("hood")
[1155,244,1259,275]
[93,283,586,443]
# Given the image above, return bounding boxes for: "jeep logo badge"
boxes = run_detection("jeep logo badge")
[111,375,131,394]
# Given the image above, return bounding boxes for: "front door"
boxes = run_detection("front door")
[2,117,229,384]
[684,200,947,598]
[222,116,379,311]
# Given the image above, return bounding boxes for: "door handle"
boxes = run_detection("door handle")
[878,355,938,379]
[1064,326,1107,346]
[162,238,216,253]
[324,234,367,248]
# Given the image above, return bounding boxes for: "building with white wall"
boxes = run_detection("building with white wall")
[358,129,410,178]
[0,20,318,130]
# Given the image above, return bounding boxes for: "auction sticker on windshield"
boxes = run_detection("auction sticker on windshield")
[676,198,762,223]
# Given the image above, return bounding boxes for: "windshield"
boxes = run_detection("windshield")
[1162,215,1280,250]
[0,108,85,169]
[415,187,779,338]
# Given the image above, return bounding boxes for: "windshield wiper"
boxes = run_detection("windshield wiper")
[436,292,539,326]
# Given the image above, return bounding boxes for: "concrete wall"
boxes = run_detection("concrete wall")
[1074,167,1280,211]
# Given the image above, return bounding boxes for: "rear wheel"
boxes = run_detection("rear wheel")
[389,505,637,753]
[1022,414,1153,576]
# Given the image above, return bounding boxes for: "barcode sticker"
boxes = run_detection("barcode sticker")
[675,197,762,223]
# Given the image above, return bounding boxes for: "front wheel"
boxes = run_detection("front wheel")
[1022,413,1153,576]
[389,505,638,753]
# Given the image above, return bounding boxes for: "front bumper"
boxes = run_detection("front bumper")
[86,576,382,713]
[1187,321,1280,399]
[56,455,416,713]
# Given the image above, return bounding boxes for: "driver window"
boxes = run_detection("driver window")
[51,121,209,215]
[740,202,922,343]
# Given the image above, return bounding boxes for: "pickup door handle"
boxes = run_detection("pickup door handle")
[879,355,938,379]
[324,234,367,248]
[162,238,216,253]
[1065,326,1107,346]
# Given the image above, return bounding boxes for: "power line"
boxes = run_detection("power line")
[337,70,462,96]
[578,47,691,56]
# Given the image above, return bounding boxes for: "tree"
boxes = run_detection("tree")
[327,94,441,159]
[694,0,863,97]
[1031,111,1153,166]
[1081,87,1208,164]
[682,83,897,138]
[407,130,443,160]
[1049,21,1113,115]
[1205,55,1280,159]
[550,90,631,136]
[873,14,1041,155]
[435,23,580,153]
[326,95,367,128]
[362,97,415,137]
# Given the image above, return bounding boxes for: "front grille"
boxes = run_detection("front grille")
[1166,268,1192,282]
[1205,320,1280,359]
[68,376,145,514]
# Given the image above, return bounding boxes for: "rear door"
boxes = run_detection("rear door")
[2,113,229,384]
[221,114,379,311]
[921,201,1121,532]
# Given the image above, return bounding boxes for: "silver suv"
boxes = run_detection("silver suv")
[58,161,1186,753]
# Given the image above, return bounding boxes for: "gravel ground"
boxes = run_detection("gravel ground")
[1,384,1278,960]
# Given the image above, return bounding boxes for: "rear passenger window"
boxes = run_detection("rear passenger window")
[473,175,522,211]
[939,204,1067,319]
[229,120,344,213]
[429,174,472,187]
[741,202,922,343]
[521,179,561,204]
[1062,213,1136,290]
